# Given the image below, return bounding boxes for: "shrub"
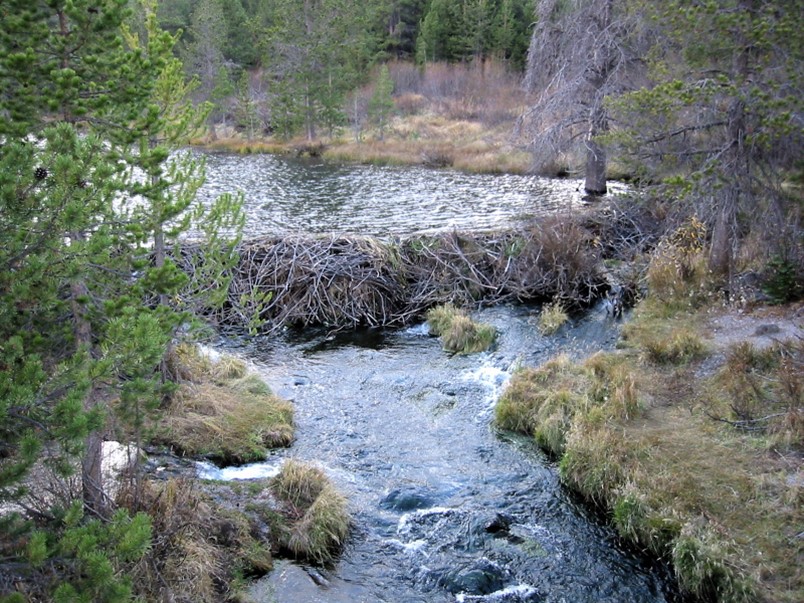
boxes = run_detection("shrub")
[762,255,803,304]
[117,478,273,603]
[538,300,569,335]
[646,216,714,310]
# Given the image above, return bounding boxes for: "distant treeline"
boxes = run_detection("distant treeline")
[153,0,533,69]
[129,0,533,139]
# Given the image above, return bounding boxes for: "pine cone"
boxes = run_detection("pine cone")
[34,166,48,181]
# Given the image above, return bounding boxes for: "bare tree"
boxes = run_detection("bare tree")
[520,0,647,195]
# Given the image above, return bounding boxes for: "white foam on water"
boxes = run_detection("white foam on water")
[385,537,429,556]
[397,506,457,534]
[461,361,513,417]
[455,583,539,602]
[196,459,282,481]
[403,322,431,337]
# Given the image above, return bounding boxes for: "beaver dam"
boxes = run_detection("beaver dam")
[180,206,654,333]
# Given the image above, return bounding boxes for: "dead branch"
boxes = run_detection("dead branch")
[177,218,609,333]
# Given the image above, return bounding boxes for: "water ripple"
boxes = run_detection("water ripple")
[192,150,602,238]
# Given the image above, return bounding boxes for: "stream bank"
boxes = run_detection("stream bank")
[202,303,681,603]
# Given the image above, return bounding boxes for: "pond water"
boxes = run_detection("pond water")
[193,152,677,602]
[192,150,613,238]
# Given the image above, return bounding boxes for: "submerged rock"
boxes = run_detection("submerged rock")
[439,559,508,595]
[380,488,435,512]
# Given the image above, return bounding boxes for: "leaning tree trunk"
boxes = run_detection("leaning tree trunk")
[584,102,608,196]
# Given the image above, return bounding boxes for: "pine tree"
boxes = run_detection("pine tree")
[369,64,396,140]
[1,1,243,598]
[235,70,260,140]
[261,0,380,140]
[608,0,802,278]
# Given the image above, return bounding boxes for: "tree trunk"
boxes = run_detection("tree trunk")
[710,0,753,278]
[584,103,608,196]
[70,277,107,518]
[709,192,736,278]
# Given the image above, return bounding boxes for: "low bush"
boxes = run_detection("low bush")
[709,339,803,448]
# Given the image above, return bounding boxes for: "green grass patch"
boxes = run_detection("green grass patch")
[426,304,496,354]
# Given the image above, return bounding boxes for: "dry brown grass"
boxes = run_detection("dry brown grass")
[118,478,273,603]
[495,298,803,603]
[158,345,293,464]
[193,60,532,175]
[324,114,530,174]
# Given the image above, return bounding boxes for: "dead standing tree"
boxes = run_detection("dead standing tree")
[520,0,646,195]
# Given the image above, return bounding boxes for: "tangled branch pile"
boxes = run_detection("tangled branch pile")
[180,217,607,333]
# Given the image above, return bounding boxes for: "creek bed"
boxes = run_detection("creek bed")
[204,304,680,603]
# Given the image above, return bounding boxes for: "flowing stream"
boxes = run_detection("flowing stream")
[192,152,677,602]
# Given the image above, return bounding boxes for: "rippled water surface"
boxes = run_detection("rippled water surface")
[208,306,678,603]
[194,153,672,601]
[193,150,602,237]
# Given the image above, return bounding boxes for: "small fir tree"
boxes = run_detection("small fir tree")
[369,64,395,140]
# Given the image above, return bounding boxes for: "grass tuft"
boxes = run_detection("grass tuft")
[426,303,496,354]
[642,328,708,364]
[538,300,569,335]
[269,460,351,564]
[159,346,293,464]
